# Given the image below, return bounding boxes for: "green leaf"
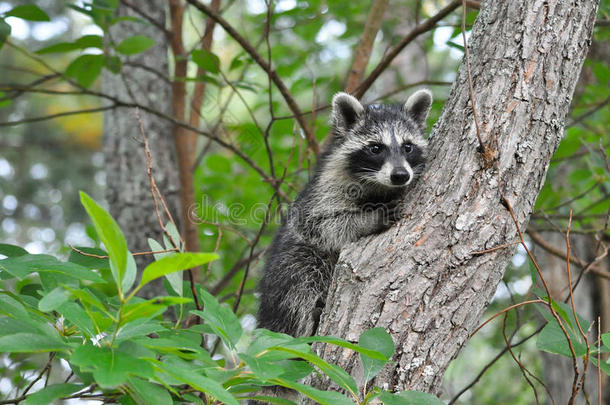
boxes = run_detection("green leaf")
[68,247,109,270]
[181,393,205,405]
[0,18,11,50]
[191,49,220,74]
[0,90,11,108]
[233,81,259,93]
[0,243,27,257]
[0,294,29,319]
[273,378,354,405]
[65,286,107,312]
[446,41,465,52]
[115,320,165,343]
[191,288,242,349]
[139,252,217,289]
[70,344,154,388]
[163,221,182,251]
[127,377,172,405]
[206,154,232,173]
[0,333,69,353]
[359,327,394,381]
[161,361,240,405]
[105,54,122,73]
[243,396,297,405]
[240,353,286,380]
[590,356,610,376]
[269,346,358,396]
[80,191,128,292]
[56,301,96,338]
[0,254,105,283]
[537,320,587,357]
[37,42,81,54]
[602,332,610,349]
[122,252,137,294]
[37,35,103,54]
[294,335,388,361]
[247,329,312,361]
[23,384,84,405]
[66,54,104,88]
[5,5,50,21]
[536,299,591,334]
[39,286,71,312]
[76,34,104,48]
[147,238,182,296]
[116,35,155,55]
[0,317,37,336]
[122,297,191,324]
[379,390,445,405]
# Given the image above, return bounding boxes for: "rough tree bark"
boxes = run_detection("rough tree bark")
[309,0,599,397]
[103,0,180,297]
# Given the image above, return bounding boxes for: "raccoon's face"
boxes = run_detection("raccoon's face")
[329,90,433,189]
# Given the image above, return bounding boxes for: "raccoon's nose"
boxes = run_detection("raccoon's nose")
[390,168,410,185]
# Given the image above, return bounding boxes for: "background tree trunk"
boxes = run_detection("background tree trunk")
[103,0,180,297]
[309,0,599,397]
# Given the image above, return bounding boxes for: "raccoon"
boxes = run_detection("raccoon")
[257,89,433,337]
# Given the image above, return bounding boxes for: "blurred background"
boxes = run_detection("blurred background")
[0,0,608,403]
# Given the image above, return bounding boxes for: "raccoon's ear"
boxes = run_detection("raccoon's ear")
[331,92,364,132]
[403,89,433,127]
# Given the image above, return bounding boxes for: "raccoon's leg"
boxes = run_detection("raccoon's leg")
[257,241,337,337]
[254,244,336,403]
[308,203,401,251]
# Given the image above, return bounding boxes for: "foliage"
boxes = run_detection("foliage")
[0,194,447,404]
[0,0,608,404]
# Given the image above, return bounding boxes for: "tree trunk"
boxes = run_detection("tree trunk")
[309,0,599,397]
[103,0,180,297]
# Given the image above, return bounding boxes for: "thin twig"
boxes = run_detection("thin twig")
[209,249,265,295]
[527,230,610,281]
[184,0,319,155]
[0,105,117,126]
[353,0,462,98]
[449,325,544,404]
[470,299,546,337]
[188,0,221,135]
[547,180,603,211]
[567,96,610,127]
[21,353,55,397]
[461,0,487,156]
[119,0,171,36]
[566,210,591,402]
[502,313,541,405]
[502,196,582,405]
[232,193,275,313]
[597,317,601,405]
[344,0,389,93]
[70,245,178,259]
[472,240,520,255]
[135,110,201,310]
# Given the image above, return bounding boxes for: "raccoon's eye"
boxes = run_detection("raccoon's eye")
[368,144,383,154]
[403,143,413,153]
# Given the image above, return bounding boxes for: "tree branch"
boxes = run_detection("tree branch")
[344,0,389,94]
[527,230,610,280]
[184,0,320,155]
[353,0,462,98]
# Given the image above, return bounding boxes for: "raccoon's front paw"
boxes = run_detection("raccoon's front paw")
[372,202,402,231]
[386,199,405,223]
